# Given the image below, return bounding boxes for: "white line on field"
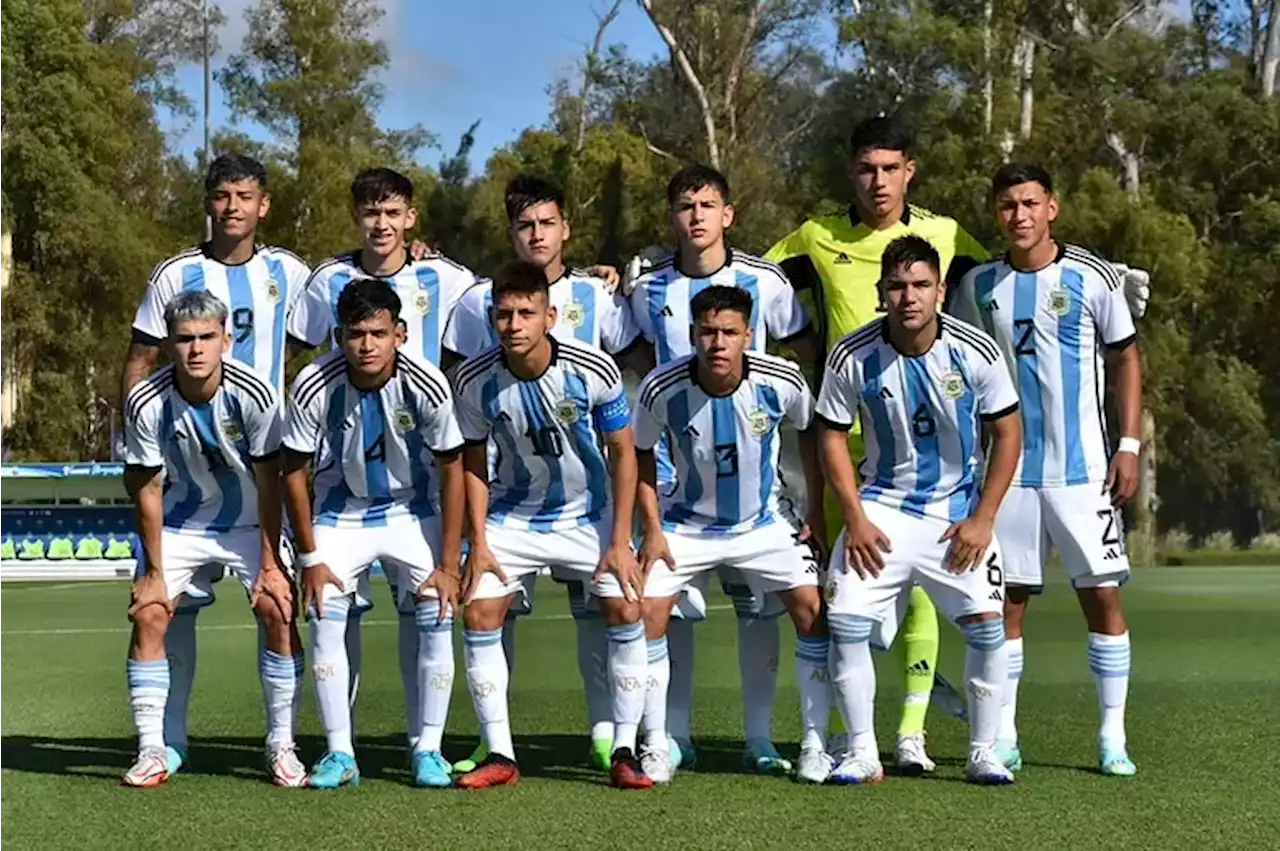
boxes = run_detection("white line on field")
[0,604,734,637]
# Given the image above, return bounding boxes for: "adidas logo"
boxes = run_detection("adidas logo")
[683,423,700,438]
[660,305,674,317]
[833,252,852,265]
[1104,549,1120,560]
[496,411,512,423]
[981,298,1000,311]
[989,589,1004,601]
[907,660,931,675]
[878,386,893,400]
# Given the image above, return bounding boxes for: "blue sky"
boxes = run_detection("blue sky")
[163,0,669,167]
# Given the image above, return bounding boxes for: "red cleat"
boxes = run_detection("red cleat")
[610,748,653,790]
[454,754,520,789]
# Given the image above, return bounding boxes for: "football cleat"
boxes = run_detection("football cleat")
[454,754,520,789]
[673,736,698,770]
[307,751,360,789]
[743,737,792,776]
[1099,743,1137,777]
[894,733,937,776]
[165,745,187,776]
[121,746,170,788]
[965,747,1015,785]
[794,746,834,784]
[412,750,453,788]
[830,754,884,785]
[589,737,613,772]
[995,739,1023,772]
[451,741,487,776]
[639,741,673,785]
[267,744,308,788]
[609,748,652,790]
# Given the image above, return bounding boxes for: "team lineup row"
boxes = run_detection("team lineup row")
[117,117,1145,790]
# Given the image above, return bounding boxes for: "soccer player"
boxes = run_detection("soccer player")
[450,261,651,790]
[285,167,476,757]
[816,235,1022,785]
[765,116,988,771]
[442,174,650,773]
[281,278,465,789]
[121,290,304,788]
[632,286,831,784]
[121,153,311,776]
[628,164,821,774]
[951,164,1142,776]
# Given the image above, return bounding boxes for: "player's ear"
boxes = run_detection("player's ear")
[222,330,233,354]
[404,205,418,231]
[546,303,558,329]
[722,203,735,230]
[744,324,754,349]
[904,158,917,187]
[1046,193,1060,223]
[258,191,271,219]
[394,319,407,348]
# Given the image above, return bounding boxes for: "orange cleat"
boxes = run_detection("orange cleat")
[610,748,653,790]
[454,754,520,789]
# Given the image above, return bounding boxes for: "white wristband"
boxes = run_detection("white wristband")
[1117,437,1142,456]
[296,550,324,569]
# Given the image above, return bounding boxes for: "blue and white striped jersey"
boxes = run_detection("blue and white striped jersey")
[453,337,631,531]
[286,251,476,367]
[952,244,1136,488]
[133,245,311,392]
[282,351,464,528]
[816,316,1019,523]
[629,250,811,364]
[441,269,641,358]
[124,359,281,535]
[633,352,814,535]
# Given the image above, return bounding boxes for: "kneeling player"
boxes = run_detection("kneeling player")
[282,278,466,789]
[816,236,1022,785]
[122,290,304,787]
[452,261,650,790]
[632,286,831,785]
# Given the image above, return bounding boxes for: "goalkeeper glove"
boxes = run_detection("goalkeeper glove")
[1111,263,1151,319]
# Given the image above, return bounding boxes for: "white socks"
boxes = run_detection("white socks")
[464,627,514,759]
[259,649,301,750]
[1000,636,1024,744]
[793,635,831,751]
[415,599,455,753]
[828,614,877,758]
[643,636,670,745]
[311,596,354,756]
[607,622,647,753]
[961,619,1008,753]
[127,658,169,751]
[1088,631,1131,747]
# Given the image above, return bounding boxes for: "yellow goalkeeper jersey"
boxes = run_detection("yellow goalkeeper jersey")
[765,204,989,352]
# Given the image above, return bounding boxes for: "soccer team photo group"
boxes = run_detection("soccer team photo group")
[113,112,1152,795]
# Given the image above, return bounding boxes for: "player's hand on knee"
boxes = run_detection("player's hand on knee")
[420,570,461,622]
[637,531,676,578]
[844,518,891,578]
[596,544,643,603]
[940,516,994,574]
[1105,451,1139,506]
[128,571,175,620]
[251,565,295,624]
[461,543,506,604]
[799,510,829,567]
[301,562,343,618]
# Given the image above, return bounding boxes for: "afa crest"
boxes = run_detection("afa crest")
[412,290,432,315]
[395,407,416,433]
[1048,287,1071,316]
[554,399,580,425]
[746,408,772,436]
[563,301,586,328]
[265,281,282,303]
[221,419,245,443]
[939,371,965,401]
[824,581,838,605]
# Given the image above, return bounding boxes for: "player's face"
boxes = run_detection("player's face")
[355,195,418,257]
[880,261,943,332]
[207,179,269,241]
[492,291,556,357]
[169,317,231,381]
[692,308,752,377]
[510,202,569,270]
[848,148,915,219]
[670,186,734,252]
[340,310,405,377]
[994,182,1058,252]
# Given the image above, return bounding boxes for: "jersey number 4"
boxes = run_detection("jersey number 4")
[715,444,739,478]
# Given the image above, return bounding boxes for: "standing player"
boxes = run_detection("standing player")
[121,153,311,776]
[628,164,821,774]
[442,175,650,774]
[285,167,475,758]
[816,236,1022,785]
[631,286,831,785]
[121,290,303,787]
[281,278,466,789]
[450,262,651,790]
[951,164,1142,776]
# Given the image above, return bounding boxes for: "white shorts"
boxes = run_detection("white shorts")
[469,516,630,605]
[312,516,442,612]
[997,483,1131,591]
[824,501,1005,647]
[136,528,264,608]
[644,522,820,604]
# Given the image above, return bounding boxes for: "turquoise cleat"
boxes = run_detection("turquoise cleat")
[743,737,792,776]
[673,737,698,770]
[165,746,187,776]
[308,751,360,789]
[412,750,453,788]
[995,740,1023,772]
[1100,743,1137,777]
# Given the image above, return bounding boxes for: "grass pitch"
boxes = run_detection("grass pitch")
[3,568,1278,850]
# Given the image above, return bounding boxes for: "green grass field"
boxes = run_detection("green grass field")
[3,568,1279,850]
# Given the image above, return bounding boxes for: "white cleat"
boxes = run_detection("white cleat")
[830,753,885,785]
[639,741,673,785]
[794,746,834,784]
[965,747,1015,785]
[121,746,170,788]
[267,743,309,788]
[894,733,936,776]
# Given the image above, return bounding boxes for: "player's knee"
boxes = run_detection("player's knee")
[598,596,640,627]
[786,588,824,636]
[463,598,506,632]
[828,613,874,646]
[129,601,170,636]
[641,596,675,638]
[959,616,1006,652]
[252,594,288,629]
